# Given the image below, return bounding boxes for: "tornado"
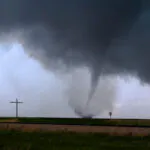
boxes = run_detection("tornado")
[0,1,150,116]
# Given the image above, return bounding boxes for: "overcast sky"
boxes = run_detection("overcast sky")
[0,42,150,119]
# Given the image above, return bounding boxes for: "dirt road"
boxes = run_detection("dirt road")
[0,123,150,136]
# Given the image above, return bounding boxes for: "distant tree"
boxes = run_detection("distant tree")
[109,112,112,119]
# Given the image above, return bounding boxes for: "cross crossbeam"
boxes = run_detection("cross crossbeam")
[10,98,23,118]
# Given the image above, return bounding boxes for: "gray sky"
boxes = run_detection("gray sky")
[0,42,150,119]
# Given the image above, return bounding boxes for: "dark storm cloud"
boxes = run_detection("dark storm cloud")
[0,0,150,84]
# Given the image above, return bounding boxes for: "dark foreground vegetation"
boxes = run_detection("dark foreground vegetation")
[1,117,150,127]
[0,130,150,150]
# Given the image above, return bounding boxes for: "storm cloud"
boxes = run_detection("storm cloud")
[0,0,149,97]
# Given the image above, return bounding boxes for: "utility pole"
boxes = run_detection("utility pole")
[10,98,23,118]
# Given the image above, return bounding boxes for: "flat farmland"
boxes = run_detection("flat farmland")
[1,123,150,136]
[0,118,150,149]
[1,117,150,127]
[1,117,150,136]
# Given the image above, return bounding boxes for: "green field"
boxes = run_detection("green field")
[0,117,150,127]
[0,130,150,150]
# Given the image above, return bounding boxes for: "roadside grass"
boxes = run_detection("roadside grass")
[0,130,150,150]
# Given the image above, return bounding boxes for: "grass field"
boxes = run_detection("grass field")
[0,117,150,127]
[0,130,150,150]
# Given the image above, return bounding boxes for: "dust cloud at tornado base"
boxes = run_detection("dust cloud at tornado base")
[67,67,118,118]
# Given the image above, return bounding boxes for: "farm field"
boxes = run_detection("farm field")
[0,130,150,150]
[0,118,150,149]
[1,117,150,127]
